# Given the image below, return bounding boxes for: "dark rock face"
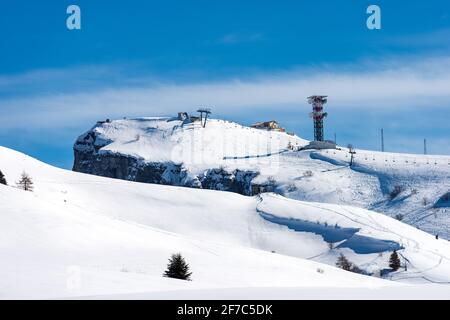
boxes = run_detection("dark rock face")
[200,168,258,196]
[73,129,259,196]
[73,150,188,185]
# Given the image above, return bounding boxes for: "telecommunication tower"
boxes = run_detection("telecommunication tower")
[307,96,328,141]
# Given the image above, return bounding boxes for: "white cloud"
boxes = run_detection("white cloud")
[1,55,450,130]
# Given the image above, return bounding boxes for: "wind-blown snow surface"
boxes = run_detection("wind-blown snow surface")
[75,117,450,238]
[1,146,450,299]
[309,149,450,238]
[79,117,308,175]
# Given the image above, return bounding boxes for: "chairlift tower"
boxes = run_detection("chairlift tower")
[308,96,328,141]
[348,144,356,167]
[197,107,212,128]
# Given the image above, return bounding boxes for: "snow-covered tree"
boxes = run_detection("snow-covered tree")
[0,169,6,185]
[163,253,192,281]
[336,253,352,271]
[17,172,34,191]
[389,250,401,271]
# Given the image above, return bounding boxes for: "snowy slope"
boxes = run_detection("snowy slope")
[309,148,450,238]
[0,146,390,299]
[80,117,308,174]
[258,193,450,284]
[74,117,450,239]
[1,146,450,299]
[87,285,450,300]
[4,183,390,299]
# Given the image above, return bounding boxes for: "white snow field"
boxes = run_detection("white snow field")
[80,117,450,238]
[1,146,450,299]
[87,117,308,164]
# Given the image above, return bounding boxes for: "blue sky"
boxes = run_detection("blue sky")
[0,1,450,168]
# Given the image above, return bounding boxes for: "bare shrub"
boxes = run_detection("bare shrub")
[17,172,34,192]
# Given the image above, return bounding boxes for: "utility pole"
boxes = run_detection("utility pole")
[424,139,427,155]
[334,133,337,144]
[381,128,385,152]
[348,144,356,167]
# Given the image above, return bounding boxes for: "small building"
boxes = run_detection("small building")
[251,120,286,132]
[178,112,189,121]
[176,112,201,123]
[97,118,111,124]
[301,140,336,150]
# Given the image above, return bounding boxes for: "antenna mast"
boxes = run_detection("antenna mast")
[307,96,328,142]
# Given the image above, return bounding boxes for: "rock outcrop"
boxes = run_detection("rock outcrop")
[73,125,259,195]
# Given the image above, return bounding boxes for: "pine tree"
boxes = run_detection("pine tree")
[350,264,363,274]
[389,250,401,271]
[17,171,34,191]
[0,169,6,185]
[336,253,352,271]
[163,253,192,281]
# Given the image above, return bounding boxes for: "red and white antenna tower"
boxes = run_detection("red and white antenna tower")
[307,95,328,141]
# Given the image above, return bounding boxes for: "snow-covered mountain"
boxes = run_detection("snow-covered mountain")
[1,146,450,299]
[73,117,308,195]
[73,116,450,239]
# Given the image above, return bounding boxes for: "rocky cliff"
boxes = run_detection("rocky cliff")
[73,122,260,195]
